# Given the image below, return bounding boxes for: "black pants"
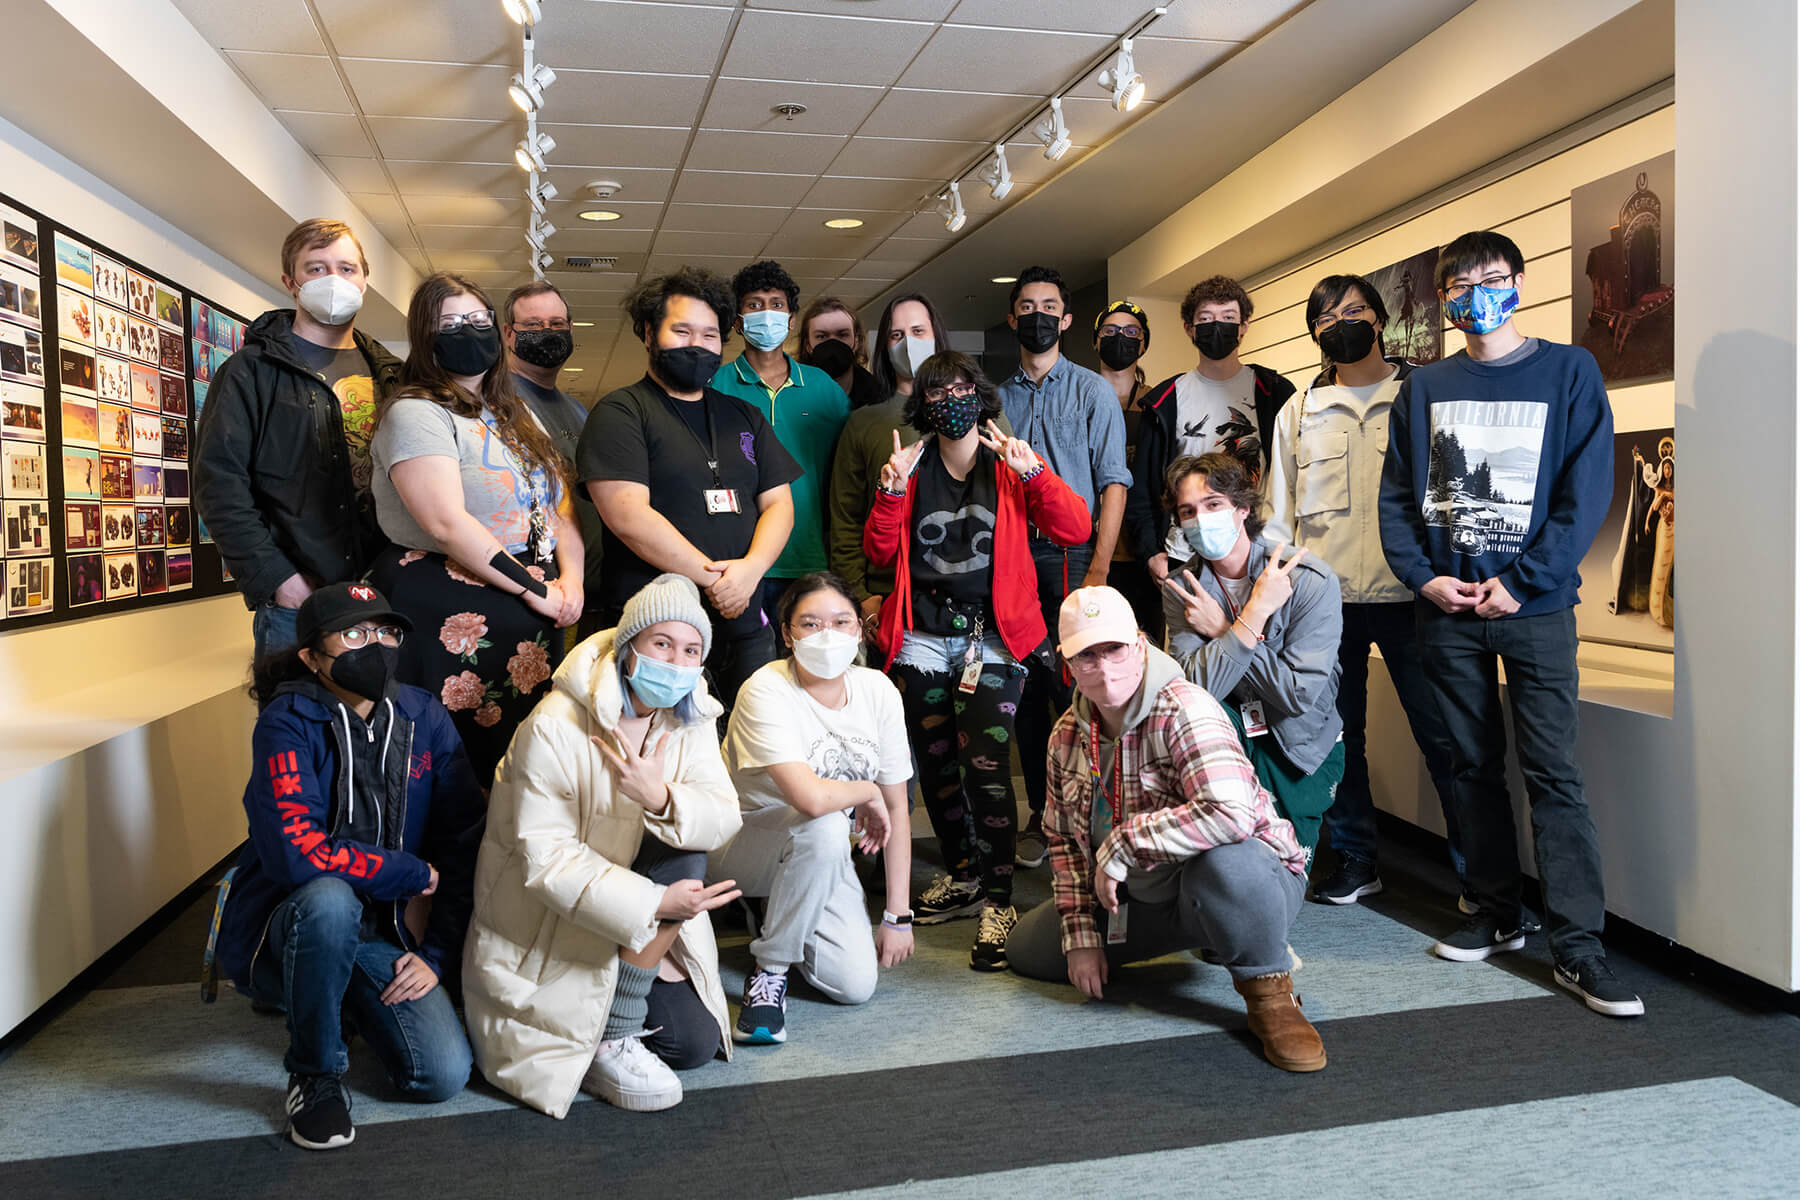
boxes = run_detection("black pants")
[1018,542,1093,819]
[1108,556,1165,649]
[631,835,719,1070]
[1415,603,1604,963]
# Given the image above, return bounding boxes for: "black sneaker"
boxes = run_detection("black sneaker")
[970,903,1019,972]
[1431,913,1526,962]
[914,876,984,924]
[1554,955,1645,1017]
[1457,890,1543,935]
[1014,818,1047,869]
[286,1074,354,1151]
[733,969,788,1044]
[1309,856,1383,905]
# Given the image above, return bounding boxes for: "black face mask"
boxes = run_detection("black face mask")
[323,644,399,703]
[512,327,574,369]
[1097,332,1145,371]
[807,338,856,377]
[653,345,722,393]
[435,324,502,377]
[1190,320,1241,361]
[1014,311,1063,354]
[1318,319,1378,366]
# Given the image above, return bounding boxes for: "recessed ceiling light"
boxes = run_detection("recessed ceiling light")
[564,367,585,372]
[823,217,863,229]
[572,321,595,327]
[578,209,622,222]
[991,276,1017,284]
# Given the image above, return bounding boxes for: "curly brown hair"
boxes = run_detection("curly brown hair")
[1179,275,1253,327]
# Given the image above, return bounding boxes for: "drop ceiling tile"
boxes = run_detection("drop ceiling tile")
[774,208,911,240]
[542,164,679,203]
[761,231,887,259]
[828,136,985,180]
[766,256,859,276]
[670,171,816,207]
[172,0,326,53]
[858,88,1041,140]
[1118,37,1237,98]
[318,156,394,192]
[309,0,514,65]
[855,255,939,277]
[683,129,848,175]
[276,111,378,157]
[557,200,665,231]
[661,204,792,235]
[347,191,411,226]
[384,159,530,197]
[545,70,711,128]
[226,51,351,112]
[748,0,957,17]
[413,225,651,255]
[890,210,981,240]
[366,116,516,162]
[869,236,953,264]
[1151,0,1307,42]
[401,194,528,225]
[899,26,1109,93]
[644,253,751,273]
[650,230,767,257]
[720,10,936,87]
[373,220,415,247]
[545,2,737,74]
[539,124,692,169]
[397,247,432,274]
[699,79,884,136]
[948,0,1153,34]
[800,175,938,210]
[558,227,657,253]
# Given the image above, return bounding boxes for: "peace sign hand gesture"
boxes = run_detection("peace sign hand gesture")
[976,419,1040,478]
[1244,542,1309,626]
[878,428,925,494]
[591,732,672,815]
[1161,568,1230,639]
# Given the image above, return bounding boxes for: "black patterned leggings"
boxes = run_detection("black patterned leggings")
[890,638,1028,906]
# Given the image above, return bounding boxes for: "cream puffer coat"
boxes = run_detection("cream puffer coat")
[462,629,741,1119]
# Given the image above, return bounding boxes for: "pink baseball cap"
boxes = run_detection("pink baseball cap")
[1057,586,1140,658]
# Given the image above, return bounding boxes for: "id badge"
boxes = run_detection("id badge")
[957,659,982,693]
[1240,698,1270,737]
[1107,901,1130,945]
[704,488,740,515]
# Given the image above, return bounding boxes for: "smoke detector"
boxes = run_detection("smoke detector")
[586,180,623,200]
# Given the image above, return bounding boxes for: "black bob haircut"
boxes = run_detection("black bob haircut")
[1009,265,1071,310]
[730,259,800,314]
[623,267,735,342]
[1434,231,1526,292]
[1304,274,1390,340]
[904,351,1004,435]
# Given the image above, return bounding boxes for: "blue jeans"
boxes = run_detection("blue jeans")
[247,877,472,1100]
[1325,602,1463,876]
[1415,603,1604,963]
[1018,541,1093,818]
[252,602,300,661]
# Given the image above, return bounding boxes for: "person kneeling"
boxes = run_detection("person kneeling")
[462,574,744,1117]
[216,582,486,1151]
[711,572,915,1045]
[1007,586,1326,1073]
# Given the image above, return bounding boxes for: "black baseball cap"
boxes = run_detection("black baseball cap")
[295,582,412,647]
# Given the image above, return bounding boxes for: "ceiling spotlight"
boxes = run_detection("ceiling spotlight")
[530,216,556,243]
[1097,38,1145,112]
[572,321,595,327]
[514,131,555,173]
[509,63,557,113]
[501,0,540,26]
[979,144,1013,201]
[940,181,966,233]
[991,276,1017,284]
[823,217,864,229]
[534,250,554,270]
[1034,96,1072,161]
[526,230,545,255]
[578,209,622,222]
[527,179,558,216]
[563,367,585,372]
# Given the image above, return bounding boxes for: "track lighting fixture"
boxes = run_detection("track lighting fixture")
[940,181,966,233]
[1097,37,1145,112]
[527,179,558,217]
[509,63,556,113]
[1034,97,1072,161]
[514,131,555,173]
[502,0,541,27]
[979,144,1013,201]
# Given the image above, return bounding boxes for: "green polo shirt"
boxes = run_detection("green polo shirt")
[711,352,850,579]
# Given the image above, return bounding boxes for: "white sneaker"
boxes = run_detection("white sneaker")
[583,1031,682,1111]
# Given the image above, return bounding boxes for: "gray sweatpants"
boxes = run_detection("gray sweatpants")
[709,808,878,1005]
[1007,839,1305,983]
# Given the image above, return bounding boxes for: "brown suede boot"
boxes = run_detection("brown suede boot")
[1234,972,1327,1072]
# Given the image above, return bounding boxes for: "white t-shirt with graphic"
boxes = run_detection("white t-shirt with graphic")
[1174,366,1258,460]
[725,658,913,829]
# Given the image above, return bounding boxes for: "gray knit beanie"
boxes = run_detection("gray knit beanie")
[616,573,713,659]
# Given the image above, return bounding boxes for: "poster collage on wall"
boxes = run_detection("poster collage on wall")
[0,190,239,627]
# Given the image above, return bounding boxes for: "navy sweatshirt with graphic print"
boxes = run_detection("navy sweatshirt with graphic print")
[1378,342,1612,618]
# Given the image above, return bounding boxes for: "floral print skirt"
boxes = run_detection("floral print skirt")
[370,545,561,787]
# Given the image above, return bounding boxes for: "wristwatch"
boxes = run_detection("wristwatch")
[881,910,914,927]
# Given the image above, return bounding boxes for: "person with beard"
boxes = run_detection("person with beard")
[1125,275,1295,587]
[796,296,885,409]
[213,582,485,1150]
[865,351,1090,971]
[578,268,801,711]
[1005,585,1325,1073]
[503,280,606,635]
[1092,301,1161,644]
[368,273,582,785]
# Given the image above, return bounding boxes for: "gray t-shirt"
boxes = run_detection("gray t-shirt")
[370,397,561,557]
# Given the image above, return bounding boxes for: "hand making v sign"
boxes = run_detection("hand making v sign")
[975,419,1041,478]
[878,428,926,493]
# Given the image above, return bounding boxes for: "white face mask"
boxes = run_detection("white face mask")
[295,274,364,327]
[888,335,934,381]
[791,629,860,680]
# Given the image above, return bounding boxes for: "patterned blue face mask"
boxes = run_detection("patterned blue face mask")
[1443,283,1519,336]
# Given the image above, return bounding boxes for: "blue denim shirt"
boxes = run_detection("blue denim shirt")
[997,356,1131,543]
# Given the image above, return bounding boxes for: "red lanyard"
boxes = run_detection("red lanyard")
[1207,562,1240,624]
[1088,717,1124,830]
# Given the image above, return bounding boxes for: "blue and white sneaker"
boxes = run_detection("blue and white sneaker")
[734,969,788,1044]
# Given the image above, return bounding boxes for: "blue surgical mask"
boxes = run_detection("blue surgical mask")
[1444,283,1519,336]
[1182,509,1240,561]
[741,310,790,352]
[628,650,702,711]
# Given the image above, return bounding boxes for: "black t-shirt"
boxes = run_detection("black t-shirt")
[908,442,997,634]
[577,375,801,635]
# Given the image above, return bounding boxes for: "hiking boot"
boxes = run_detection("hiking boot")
[1233,973,1326,1072]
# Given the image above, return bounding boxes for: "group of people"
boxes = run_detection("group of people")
[194,217,1638,1155]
